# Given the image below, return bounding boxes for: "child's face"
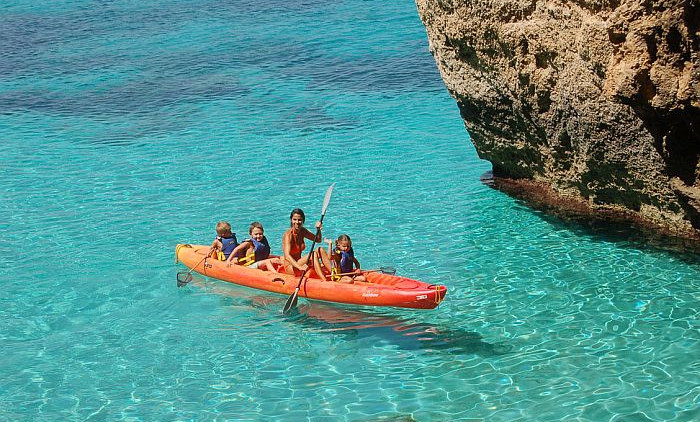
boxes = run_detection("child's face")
[336,240,351,252]
[250,227,264,241]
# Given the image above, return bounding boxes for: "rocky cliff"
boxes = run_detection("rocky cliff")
[416,0,700,240]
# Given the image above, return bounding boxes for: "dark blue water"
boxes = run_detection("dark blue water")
[2,1,699,421]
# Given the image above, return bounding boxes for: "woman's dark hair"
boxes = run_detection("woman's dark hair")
[290,208,305,222]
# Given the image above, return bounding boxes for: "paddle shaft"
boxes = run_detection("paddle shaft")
[334,268,380,277]
[189,254,208,275]
[177,253,209,286]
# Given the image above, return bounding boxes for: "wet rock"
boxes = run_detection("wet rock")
[416,0,700,241]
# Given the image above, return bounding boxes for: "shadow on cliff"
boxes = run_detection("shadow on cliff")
[481,171,700,262]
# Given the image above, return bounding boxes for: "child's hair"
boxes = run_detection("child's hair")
[249,221,264,234]
[216,221,232,236]
[336,234,351,245]
[290,208,305,223]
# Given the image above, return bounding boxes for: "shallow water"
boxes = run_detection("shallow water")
[1,1,699,421]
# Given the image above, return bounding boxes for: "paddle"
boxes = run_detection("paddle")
[334,266,396,277]
[177,254,209,287]
[283,183,335,314]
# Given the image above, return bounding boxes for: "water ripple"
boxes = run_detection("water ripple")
[2,0,700,421]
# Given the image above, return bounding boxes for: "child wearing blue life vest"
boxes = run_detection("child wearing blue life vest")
[209,221,239,261]
[318,234,366,283]
[226,222,281,271]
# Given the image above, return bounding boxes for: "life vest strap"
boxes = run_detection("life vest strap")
[330,266,340,282]
[238,253,256,266]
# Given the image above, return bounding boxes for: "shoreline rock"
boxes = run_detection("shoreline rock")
[416,0,700,242]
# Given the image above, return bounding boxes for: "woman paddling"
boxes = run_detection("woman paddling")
[282,208,324,276]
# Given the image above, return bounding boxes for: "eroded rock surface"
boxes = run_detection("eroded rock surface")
[416,0,699,239]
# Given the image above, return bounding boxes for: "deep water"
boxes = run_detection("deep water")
[1,1,699,421]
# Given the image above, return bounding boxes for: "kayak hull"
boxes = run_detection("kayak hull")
[175,244,446,309]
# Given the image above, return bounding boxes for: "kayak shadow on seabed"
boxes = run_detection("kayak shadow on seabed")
[181,275,512,357]
[283,302,513,358]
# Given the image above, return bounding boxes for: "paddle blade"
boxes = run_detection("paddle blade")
[176,272,193,287]
[321,183,335,215]
[379,266,396,275]
[283,288,300,314]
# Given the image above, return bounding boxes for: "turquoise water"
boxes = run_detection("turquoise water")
[2,0,699,420]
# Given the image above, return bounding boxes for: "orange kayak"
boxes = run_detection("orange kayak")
[175,244,446,309]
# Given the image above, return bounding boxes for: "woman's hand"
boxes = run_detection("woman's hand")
[312,221,323,242]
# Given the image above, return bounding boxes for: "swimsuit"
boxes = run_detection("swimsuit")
[288,231,306,258]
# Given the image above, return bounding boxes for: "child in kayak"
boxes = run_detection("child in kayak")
[318,234,366,283]
[227,221,280,271]
[209,221,239,261]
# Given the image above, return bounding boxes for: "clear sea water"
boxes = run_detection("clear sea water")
[1,1,699,421]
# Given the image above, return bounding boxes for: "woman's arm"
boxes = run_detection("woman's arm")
[303,222,322,242]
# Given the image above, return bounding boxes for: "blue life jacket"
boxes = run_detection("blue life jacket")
[335,247,355,273]
[218,234,238,259]
[249,236,271,261]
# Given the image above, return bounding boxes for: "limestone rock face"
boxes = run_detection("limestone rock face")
[416,0,699,238]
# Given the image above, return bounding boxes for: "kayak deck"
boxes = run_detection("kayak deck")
[175,244,446,309]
